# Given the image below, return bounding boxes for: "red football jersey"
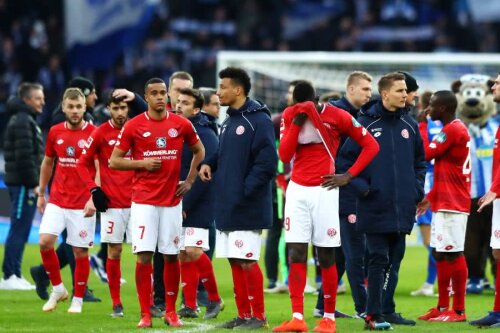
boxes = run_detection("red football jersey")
[77,120,134,208]
[45,121,95,209]
[491,127,500,194]
[279,104,377,186]
[115,112,199,206]
[423,119,471,213]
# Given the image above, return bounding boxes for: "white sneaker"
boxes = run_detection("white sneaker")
[410,282,435,296]
[0,275,33,290]
[304,281,316,294]
[337,281,347,294]
[67,297,83,313]
[264,282,288,294]
[17,276,36,290]
[42,288,69,312]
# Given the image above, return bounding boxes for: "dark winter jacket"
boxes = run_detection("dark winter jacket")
[180,113,219,228]
[201,111,220,135]
[205,98,277,231]
[330,96,362,216]
[337,99,426,234]
[3,97,44,188]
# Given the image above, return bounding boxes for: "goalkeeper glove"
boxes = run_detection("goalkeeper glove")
[90,187,109,212]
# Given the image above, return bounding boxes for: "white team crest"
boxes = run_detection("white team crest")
[57,139,64,145]
[401,129,409,139]
[156,137,166,148]
[236,125,245,135]
[66,146,75,156]
[143,132,151,138]
[168,128,178,138]
[78,139,87,148]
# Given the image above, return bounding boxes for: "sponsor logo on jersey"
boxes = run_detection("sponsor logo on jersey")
[66,146,75,156]
[143,131,151,137]
[444,245,454,251]
[196,240,203,246]
[245,252,254,258]
[168,128,178,138]
[57,139,64,145]
[156,137,166,148]
[108,139,116,146]
[374,132,382,137]
[401,129,409,139]
[236,125,245,135]
[78,139,87,149]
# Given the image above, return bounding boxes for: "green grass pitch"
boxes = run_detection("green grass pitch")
[0,244,494,332]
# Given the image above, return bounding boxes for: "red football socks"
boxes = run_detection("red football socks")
[40,249,62,286]
[164,260,180,313]
[230,262,251,318]
[195,253,220,301]
[135,262,152,315]
[322,264,338,314]
[289,263,307,315]
[180,260,199,309]
[106,258,121,306]
[242,263,266,320]
[74,256,90,298]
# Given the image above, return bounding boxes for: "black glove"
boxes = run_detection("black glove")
[90,187,109,212]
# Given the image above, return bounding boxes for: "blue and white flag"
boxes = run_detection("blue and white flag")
[65,0,159,70]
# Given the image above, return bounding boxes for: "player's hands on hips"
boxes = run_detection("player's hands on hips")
[321,172,353,190]
[83,198,96,217]
[292,112,308,126]
[478,190,497,212]
[112,89,135,102]
[199,164,212,182]
[176,180,193,197]
[416,198,430,216]
[143,158,161,171]
[91,186,109,212]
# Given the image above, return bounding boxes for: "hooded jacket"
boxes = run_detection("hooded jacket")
[205,98,277,231]
[3,97,44,188]
[337,99,426,234]
[180,113,219,228]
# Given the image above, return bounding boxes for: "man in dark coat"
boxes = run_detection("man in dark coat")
[0,83,44,290]
[200,67,277,330]
[338,72,426,330]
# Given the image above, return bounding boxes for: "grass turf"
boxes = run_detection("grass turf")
[0,244,495,332]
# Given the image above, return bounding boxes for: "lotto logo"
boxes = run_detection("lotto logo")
[235,240,243,248]
[79,230,88,239]
[327,228,337,238]
[445,245,454,251]
[245,252,253,258]
[196,240,203,246]
[186,228,194,236]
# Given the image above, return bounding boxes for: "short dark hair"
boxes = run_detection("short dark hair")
[292,80,315,103]
[199,88,217,107]
[218,67,251,96]
[18,82,43,100]
[378,72,406,94]
[144,77,166,93]
[432,90,457,112]
[169,71,193,87]
[178,87,204,109]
